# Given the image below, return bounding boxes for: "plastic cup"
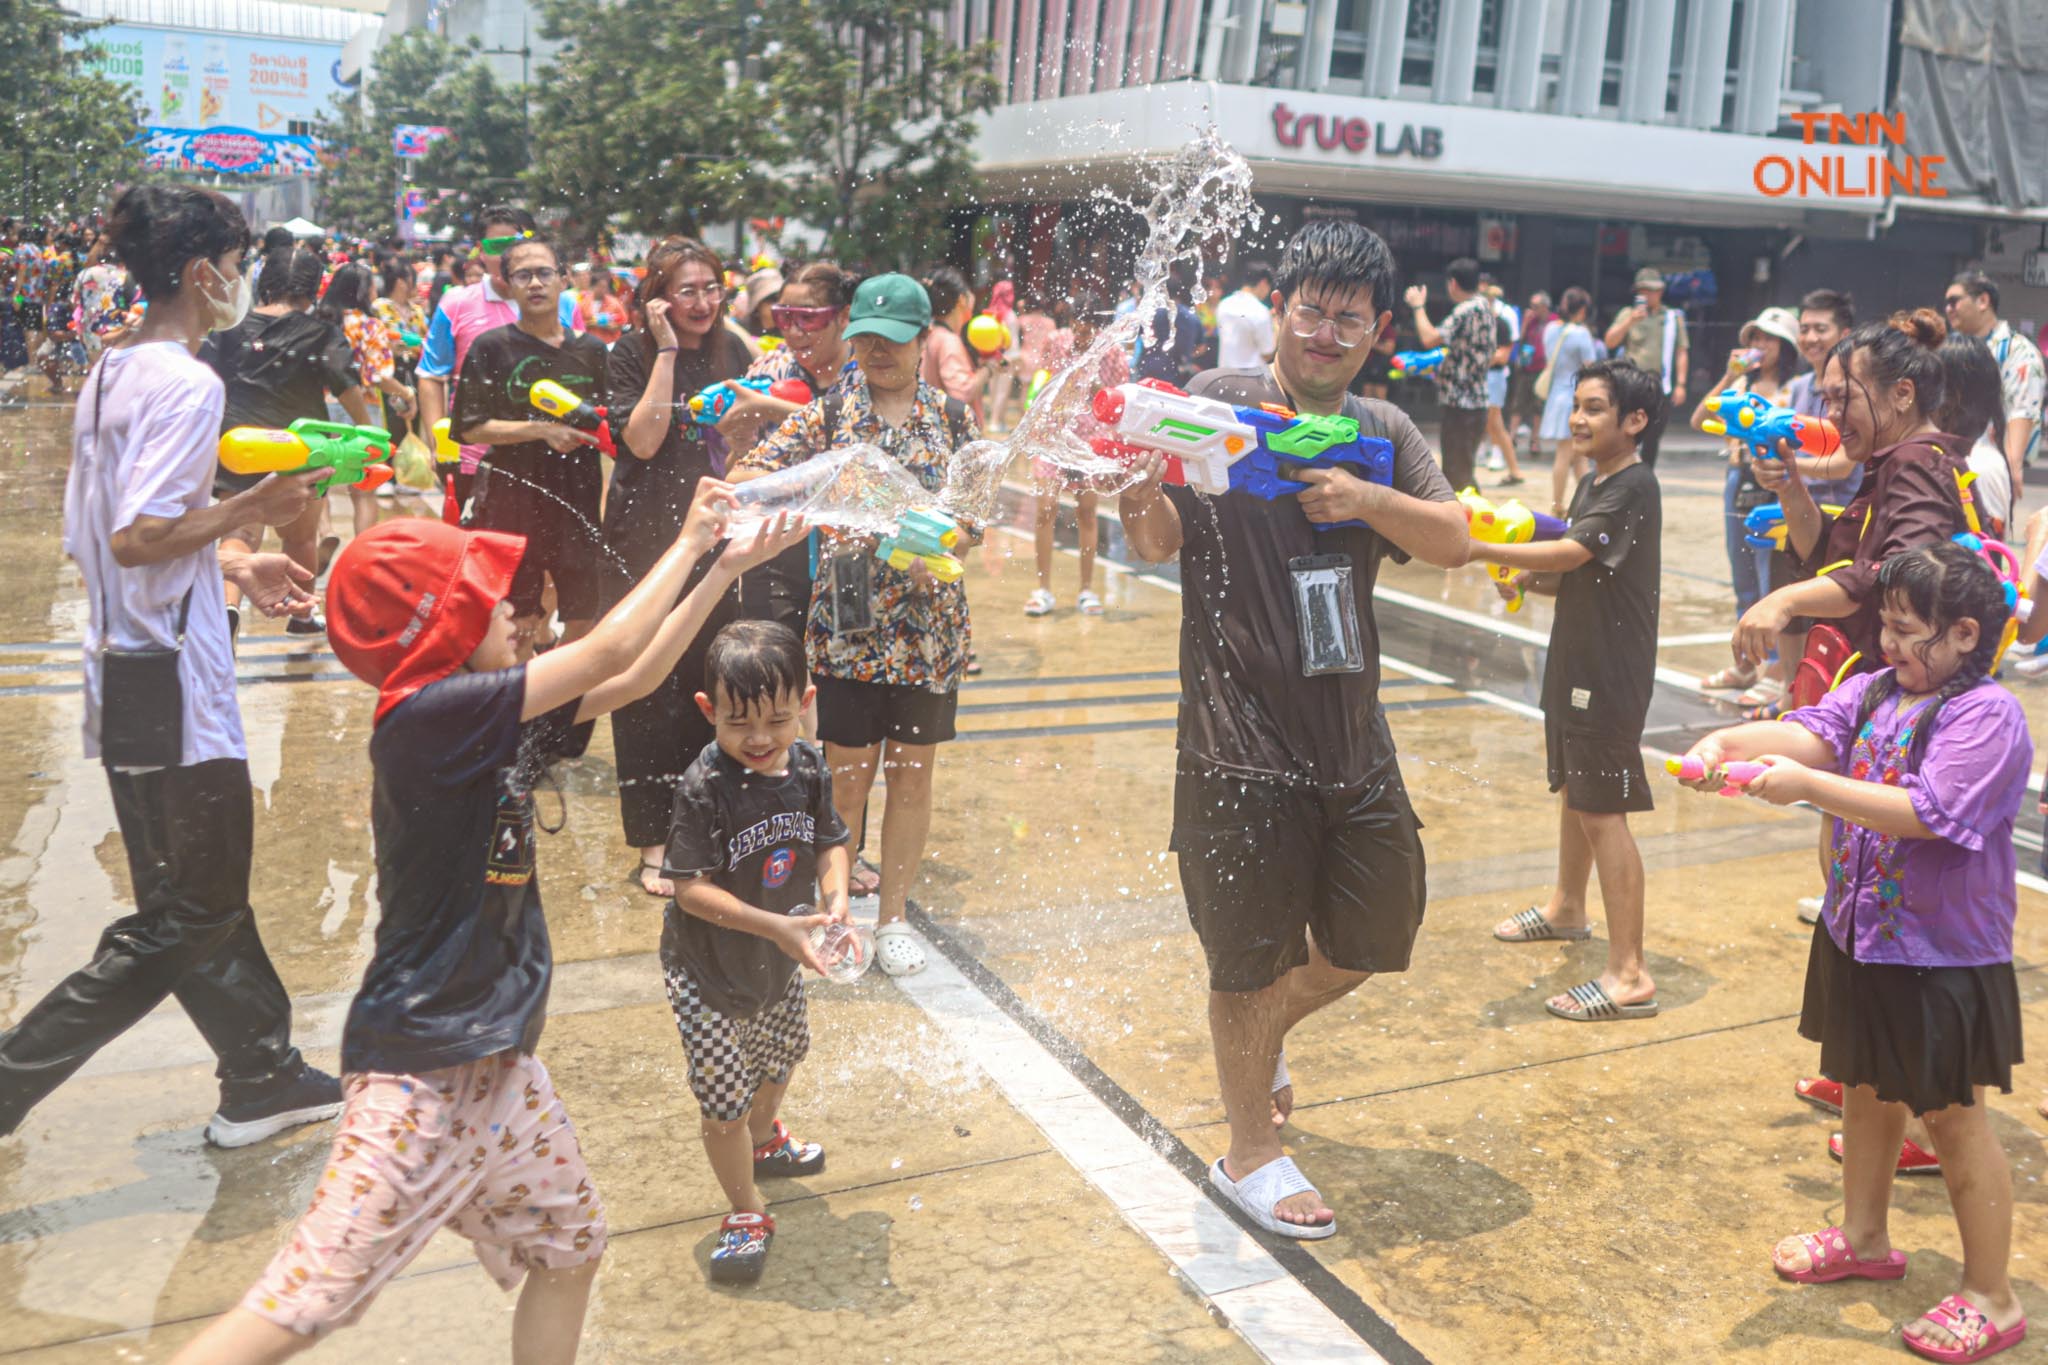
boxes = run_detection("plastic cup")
[809,920,873,984]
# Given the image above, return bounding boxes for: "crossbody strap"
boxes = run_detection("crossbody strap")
[91,353,193,647]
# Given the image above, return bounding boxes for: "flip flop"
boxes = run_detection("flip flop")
[849,857,881,897]
[1208,1155,1334,1240]
[708,1211,774,1284]
[1904,1295,2027,1363]
[1495,907,1593,943]
[1772,1225,1908,1284]
[632,859,672,898]
[1545,980,1658,1021]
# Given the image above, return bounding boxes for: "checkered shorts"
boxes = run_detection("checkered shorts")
[663,964,810,1122]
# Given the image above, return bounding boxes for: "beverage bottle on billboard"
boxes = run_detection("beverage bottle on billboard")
[202,40,228,124]
[162,35,190,122]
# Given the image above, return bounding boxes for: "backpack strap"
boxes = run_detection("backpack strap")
[820,389,845,447]
[943,396,970,449]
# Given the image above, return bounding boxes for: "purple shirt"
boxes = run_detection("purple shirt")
[1787,670,2030,968]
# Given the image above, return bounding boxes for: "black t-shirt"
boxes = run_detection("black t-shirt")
[661,739,851,1017]
[201,310,359,431]
[601,329,753,570]
[451,322,610,491]
[1167,368,1456,792]
[341,667,581,1075]
[1541,461,1662,737]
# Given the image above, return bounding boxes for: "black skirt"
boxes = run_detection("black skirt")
[1799,920,2022,1115]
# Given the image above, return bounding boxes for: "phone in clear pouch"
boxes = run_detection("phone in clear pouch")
[826,552,875,635]
[1288,553,1364,675]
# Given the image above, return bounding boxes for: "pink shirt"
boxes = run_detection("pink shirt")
[921,327,981,420]
[433,278,517,473]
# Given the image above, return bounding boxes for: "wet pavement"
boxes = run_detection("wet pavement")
[3,393,2047,1363]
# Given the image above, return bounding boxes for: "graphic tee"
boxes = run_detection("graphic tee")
[661,740,851,1017]
[451,322,610,510]
[1541,462,1663,738]
[342,666,581,1075]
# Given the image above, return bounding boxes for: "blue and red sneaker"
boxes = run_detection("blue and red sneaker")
[753,1118,826,1177]
[709,1210,774,1284]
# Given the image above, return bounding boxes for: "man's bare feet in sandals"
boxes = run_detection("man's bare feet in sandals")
[637,857,672,898]
[1271,1052,1293,1129]
[849,857,881,897]
[1214,1152,1334,1235]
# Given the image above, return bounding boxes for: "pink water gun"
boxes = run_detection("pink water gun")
[1665,755,1770,795]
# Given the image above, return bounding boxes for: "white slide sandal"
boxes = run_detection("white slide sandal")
[1209,1154,1335,1240]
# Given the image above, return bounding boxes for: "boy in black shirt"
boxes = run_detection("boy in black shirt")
[453,235,611,658]
[1466,358,1665,1023]
[663,620,852,1285]
[176,491,801,1361]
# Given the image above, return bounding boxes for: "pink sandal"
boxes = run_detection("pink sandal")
[1772,1226,1908,1284]
[1904,1295,2027,1363]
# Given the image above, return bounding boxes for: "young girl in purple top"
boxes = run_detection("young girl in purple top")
[1680,541,2029,1364]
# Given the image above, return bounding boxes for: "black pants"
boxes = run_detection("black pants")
[0,759,299,1134]
[1439,406,1487,492]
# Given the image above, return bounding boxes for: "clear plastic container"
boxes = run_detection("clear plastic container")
[808,920,874,984]
[728,445,936,537]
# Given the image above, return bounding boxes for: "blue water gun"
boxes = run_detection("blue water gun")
[1742,501,1846,550]
[1088,379,1395,531]
[1701,389,1842,463]
[687,375,813,425]
[1388,348,1444,379]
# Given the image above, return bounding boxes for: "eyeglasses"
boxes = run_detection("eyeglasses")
[509,267,560,286]
[479,232,532,257]
[771,304,839,333]
[1288,302,1375,348]
[669,285,725,306]
[1942,293,1966,309]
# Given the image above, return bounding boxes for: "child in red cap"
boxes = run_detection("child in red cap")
[174,488,802,1363]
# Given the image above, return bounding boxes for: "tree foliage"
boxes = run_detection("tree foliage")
[0,0,144,221]
[315,31,528,238]
[531,0,995,267]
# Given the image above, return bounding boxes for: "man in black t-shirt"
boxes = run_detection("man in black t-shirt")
[1116,220,1470,1241]
[1467,358,1665,1024]
[452,236,610,657]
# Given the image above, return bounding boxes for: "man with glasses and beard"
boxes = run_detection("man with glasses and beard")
[1116,220,1469,1240]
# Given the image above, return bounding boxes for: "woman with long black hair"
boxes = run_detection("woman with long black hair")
[604,237,755,895]
[203,242,376,636]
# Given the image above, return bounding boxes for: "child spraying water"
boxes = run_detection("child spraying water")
[1679,541,2029,1363]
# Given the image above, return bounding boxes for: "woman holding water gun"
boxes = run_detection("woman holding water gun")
[604,237,755,896]
[1693,306,1802,710]
[321,264,415,541]
[203,243,377,639]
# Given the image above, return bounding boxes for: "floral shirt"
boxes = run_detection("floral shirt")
[372,297,427,357]
[735,375,979,690]
[1787,670,2030,967]
[341,310,398,387]
[1433,296,1494,411]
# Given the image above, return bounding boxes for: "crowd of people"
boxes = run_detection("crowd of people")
[0,181,2042,1364]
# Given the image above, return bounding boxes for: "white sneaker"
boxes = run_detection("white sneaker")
[874,922,927,977]
[1023,588,1055,617]
[1485,446,1507,472]
[1076,589,1104,615]
[2011,650,2048,679]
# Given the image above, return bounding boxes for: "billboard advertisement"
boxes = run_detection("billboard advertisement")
[77,24,351,135]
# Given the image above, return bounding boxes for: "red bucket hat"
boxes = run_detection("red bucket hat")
[327,519,526,722]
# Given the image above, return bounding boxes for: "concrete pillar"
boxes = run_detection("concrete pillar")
[1011,0,1042,100]
[1225,0,1266,84]
[1678,0,1735,129]
[1733,0,1792,134]
[1557,0,1611,118]
[1163,0,1205,79]
[1363,0,1408,98]
[1299,0,1338,90]
[1495,0,1548,110]
[1097,0,1131,87]
[1618,0,1676,123]
[1431,0,1481,104]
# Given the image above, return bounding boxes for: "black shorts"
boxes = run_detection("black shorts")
[1544,720,1653,815]
[814,675,958,747]
[1169,758,1427,993]
[471,457,604,620]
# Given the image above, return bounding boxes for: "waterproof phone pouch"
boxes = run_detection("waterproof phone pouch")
[1289,554,1364,676]
[99,589,191,768]
[827,552,876,636]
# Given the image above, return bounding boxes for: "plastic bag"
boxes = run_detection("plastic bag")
[391,431,437,490]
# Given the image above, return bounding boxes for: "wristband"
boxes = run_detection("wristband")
[657,345,680,354]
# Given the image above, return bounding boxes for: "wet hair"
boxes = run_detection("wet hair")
[785,260,856,310]
[923,265,973,319]
[1827,308,1947,422]
[1935,333,2005,446]
[501,236,559,275]
[1273,219,1397,317]
[1559,285,1591,320]
[1573,358,1667,447]
[256,242,325,305]
[318,261,376,320]
[1951,270,1998,314]
[478,203,536,236]
[635,236,724,345]
[1444,257,1480,293]
[1800,288,1855,331]
[1853,541,2009,772]
[705,620,807,710]
[104,185,247,302]
[1236,258,1274,290]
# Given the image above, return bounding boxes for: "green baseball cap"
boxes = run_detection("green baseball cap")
[843,273,932,343]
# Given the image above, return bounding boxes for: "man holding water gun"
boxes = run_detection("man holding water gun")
[1117,220,1467,1244]
[451,235,611,686]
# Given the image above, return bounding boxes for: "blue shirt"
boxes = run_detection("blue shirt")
[417,301,458,378]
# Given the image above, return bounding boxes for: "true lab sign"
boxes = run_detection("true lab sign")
[1270,102,1444,160]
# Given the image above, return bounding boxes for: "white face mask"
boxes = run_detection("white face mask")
[202,258,252,331]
